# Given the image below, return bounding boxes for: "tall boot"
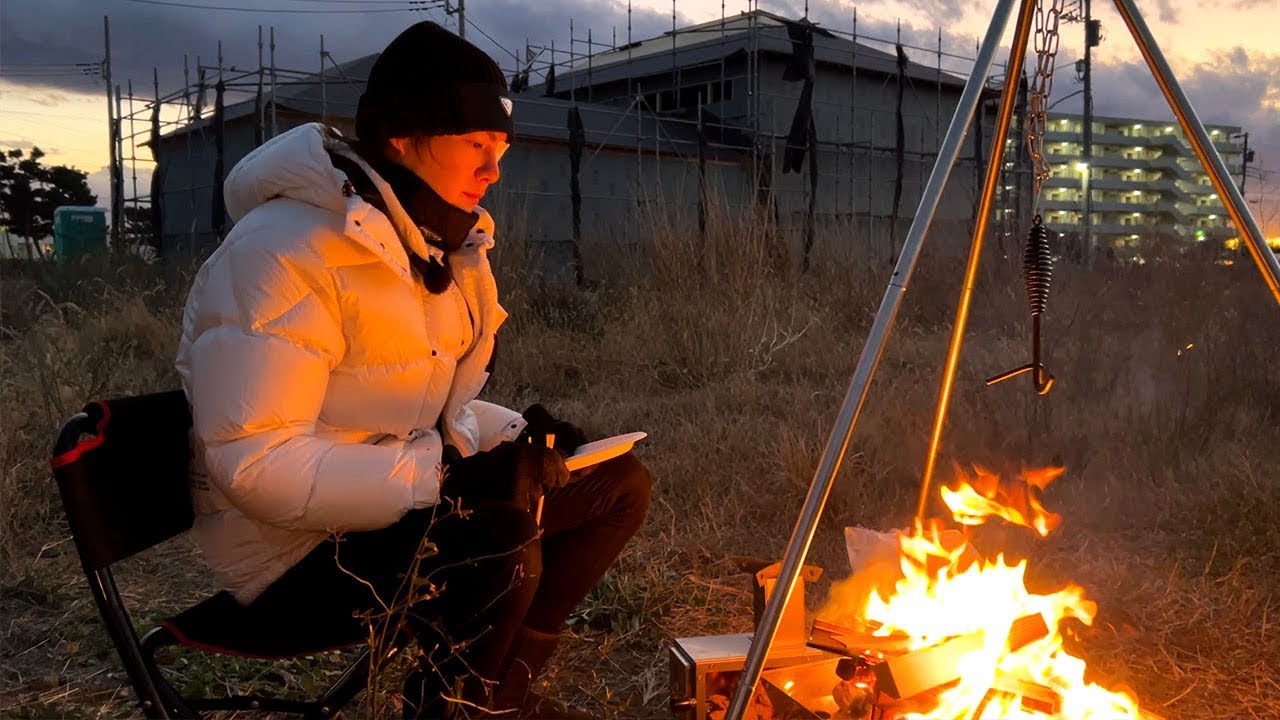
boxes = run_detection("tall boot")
[493,627,599,720]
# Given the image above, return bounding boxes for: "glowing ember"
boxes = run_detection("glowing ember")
[830,465,1146,718]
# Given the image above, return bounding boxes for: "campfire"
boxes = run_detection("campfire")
[810,464,1156,720]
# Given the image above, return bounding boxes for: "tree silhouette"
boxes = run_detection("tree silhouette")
[0,147,97,252]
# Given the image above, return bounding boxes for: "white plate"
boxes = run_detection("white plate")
[564,432,648,472]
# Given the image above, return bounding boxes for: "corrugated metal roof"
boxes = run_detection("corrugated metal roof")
[540,9,968,93]
[156,10,971,149]
[153,87,731,159]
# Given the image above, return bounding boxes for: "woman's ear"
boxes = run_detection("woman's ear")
[387,136,410,160]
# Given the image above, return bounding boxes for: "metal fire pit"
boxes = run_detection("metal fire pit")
[670,562,846,720]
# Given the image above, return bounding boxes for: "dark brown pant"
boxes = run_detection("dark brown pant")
[247,453,652,690]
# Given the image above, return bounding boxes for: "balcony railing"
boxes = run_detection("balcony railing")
[1043,220,1187,239]
[1088,177,1188,198]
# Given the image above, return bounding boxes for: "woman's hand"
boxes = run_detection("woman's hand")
[518,404,588,457]
[439,442,569,512]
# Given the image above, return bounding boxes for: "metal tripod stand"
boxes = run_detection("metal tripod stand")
[724,0,1280,717]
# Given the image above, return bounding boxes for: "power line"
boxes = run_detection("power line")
[0,73,101,79]
[464,16,518,64]
[0,109,106,122]
[120,0,434,13]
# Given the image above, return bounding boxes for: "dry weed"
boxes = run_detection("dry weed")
[2,210,1278,718]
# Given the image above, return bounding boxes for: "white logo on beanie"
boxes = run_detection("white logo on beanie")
[499,96,513,117]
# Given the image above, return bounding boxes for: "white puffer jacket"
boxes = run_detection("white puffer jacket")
[175,123,526,604]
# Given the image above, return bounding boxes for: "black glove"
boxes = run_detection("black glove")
[518,404,588,457]
[439,442,569,513]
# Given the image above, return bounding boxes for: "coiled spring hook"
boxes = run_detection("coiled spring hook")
[987,214,1055,395]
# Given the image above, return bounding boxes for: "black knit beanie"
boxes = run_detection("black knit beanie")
[356,21,514,143]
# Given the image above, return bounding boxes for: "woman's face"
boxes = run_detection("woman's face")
[390,132,510,211]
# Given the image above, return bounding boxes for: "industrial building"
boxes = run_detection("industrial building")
[135,10,1014,274]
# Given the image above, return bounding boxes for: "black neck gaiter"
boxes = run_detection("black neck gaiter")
[373,159,479,295]
[373,159,479,254]
[342,140,479,294]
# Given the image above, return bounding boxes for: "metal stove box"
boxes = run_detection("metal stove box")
[669,633,840,720]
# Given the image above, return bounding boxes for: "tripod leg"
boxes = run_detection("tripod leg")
[724,0,1029,717]
[917,0,1040,522]
[1111,0,1280,305]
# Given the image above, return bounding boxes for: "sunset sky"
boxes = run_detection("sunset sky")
[2,0,1278,233]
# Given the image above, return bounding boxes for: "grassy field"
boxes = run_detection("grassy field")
[2,211,1279,718]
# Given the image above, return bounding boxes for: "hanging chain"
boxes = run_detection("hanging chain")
[1026,0,1065,207]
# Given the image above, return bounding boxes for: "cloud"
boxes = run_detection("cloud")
[1152,0,1181,23]
[0,139,42,151]
[0,0,674,98]
[83,163,154,212]
[85,164,112,210]
[1216,0,1275,9]
[1114,48,1279,154]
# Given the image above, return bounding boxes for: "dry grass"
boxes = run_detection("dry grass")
[2,207,1279,718]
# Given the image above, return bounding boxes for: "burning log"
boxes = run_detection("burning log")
[872,612,1050,700]
[988,674,1059,715]
[801,463,1160,719]
[809,618,913,657]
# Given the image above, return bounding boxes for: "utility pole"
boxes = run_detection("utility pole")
[104,16,120,249]
[447,0,466,40]
[1082,0,1097,263]
[1238,131,1252,195]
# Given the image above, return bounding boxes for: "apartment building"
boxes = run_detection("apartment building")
[1040,112,1245,256]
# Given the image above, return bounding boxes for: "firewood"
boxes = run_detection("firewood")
[809,618,913,657]
[871,630,985,700]
[872,613,1050,700]
[989,674,1059,714]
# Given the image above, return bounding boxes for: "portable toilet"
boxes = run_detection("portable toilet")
[53,206,108,261]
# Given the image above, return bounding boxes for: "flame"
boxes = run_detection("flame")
[850,466,1144,718]
[941,464,1064,537]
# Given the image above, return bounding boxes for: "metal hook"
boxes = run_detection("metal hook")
[987,313,1054,395]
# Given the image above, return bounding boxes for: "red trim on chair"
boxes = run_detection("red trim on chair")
[159,620,360,660]
[51,401,111,470]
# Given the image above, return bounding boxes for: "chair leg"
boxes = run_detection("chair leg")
[304,645,400,719]
[139,626,203,719]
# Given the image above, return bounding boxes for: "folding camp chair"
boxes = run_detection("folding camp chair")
[50,390,398,719]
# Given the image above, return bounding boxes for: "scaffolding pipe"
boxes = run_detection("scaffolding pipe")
[270,27,277,137]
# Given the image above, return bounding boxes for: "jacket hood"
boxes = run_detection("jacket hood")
[224,123,349,223]
[222,123,497,269]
